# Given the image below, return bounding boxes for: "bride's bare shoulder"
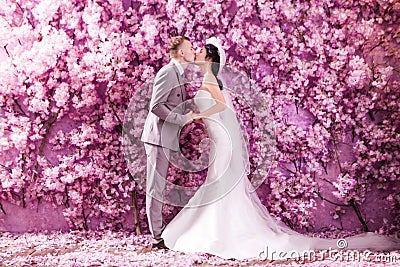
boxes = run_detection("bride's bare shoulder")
[201,73,219,92]
[203,72,218,84]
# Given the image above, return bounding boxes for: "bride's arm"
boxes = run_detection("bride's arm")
[195,80,226,119]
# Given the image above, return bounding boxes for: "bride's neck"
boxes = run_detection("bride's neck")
[201,63,213,76]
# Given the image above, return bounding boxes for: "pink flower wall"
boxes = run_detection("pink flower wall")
[0,0,398,236]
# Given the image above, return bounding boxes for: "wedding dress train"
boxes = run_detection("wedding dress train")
[161,89,400,260]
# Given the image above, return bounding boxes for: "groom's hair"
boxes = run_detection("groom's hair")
[168,36,190,58]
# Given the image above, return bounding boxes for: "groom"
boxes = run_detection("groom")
[140,36,196,249]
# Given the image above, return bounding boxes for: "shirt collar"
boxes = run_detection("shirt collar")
[170,58,184,76]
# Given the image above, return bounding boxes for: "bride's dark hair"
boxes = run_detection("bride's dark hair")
[205,44,223,90]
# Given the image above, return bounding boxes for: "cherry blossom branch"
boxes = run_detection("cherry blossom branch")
[0,201,6,215]
[106,68,142,233]
[2,45,10,57]
[130,186,142,235]
[349,198,369,232]
[329,127,342,173]
[315,191,350,207]
[82,208,89,231]
[254,3,262,24]
[0,164,12,172]
[15,2,35,28]
[227,10,238,27]
[13,98,26,116]
[31,111,60,204]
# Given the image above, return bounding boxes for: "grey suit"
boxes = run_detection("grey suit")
[140,61,188,244]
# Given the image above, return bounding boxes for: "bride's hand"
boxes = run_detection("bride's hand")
[185,111,202,124]
[191,113,203,121]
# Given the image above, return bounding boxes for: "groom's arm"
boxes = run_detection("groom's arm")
[150,69,189,127]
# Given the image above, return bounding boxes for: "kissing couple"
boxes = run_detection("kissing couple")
[140,36,400,260]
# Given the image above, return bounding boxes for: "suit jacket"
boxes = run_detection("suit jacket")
[140,61,188,151]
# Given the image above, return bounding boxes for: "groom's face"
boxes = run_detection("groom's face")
[179,40,195,63]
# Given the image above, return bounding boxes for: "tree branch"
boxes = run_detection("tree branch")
[0,201,6,215]
[31,111,60,192]
[315,191,351,207]
[349,198,369,232]
[3,45,11,57]
[131,188,141,235]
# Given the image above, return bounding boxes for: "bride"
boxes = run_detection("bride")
[160,37,400,261]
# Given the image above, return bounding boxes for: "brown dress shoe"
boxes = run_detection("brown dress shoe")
[153,239,168,250]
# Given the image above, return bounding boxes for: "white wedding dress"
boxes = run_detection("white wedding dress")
[161,89,400,260]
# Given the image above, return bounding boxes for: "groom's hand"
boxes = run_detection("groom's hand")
[192,115,202,123]
[185,111,202,124]
[192,114,203,123]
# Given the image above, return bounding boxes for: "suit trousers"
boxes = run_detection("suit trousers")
[144,142,171,244]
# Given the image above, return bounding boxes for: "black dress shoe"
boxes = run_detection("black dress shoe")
[153,239,168,250]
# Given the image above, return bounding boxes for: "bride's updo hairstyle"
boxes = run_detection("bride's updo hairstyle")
[205,44,224,90]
